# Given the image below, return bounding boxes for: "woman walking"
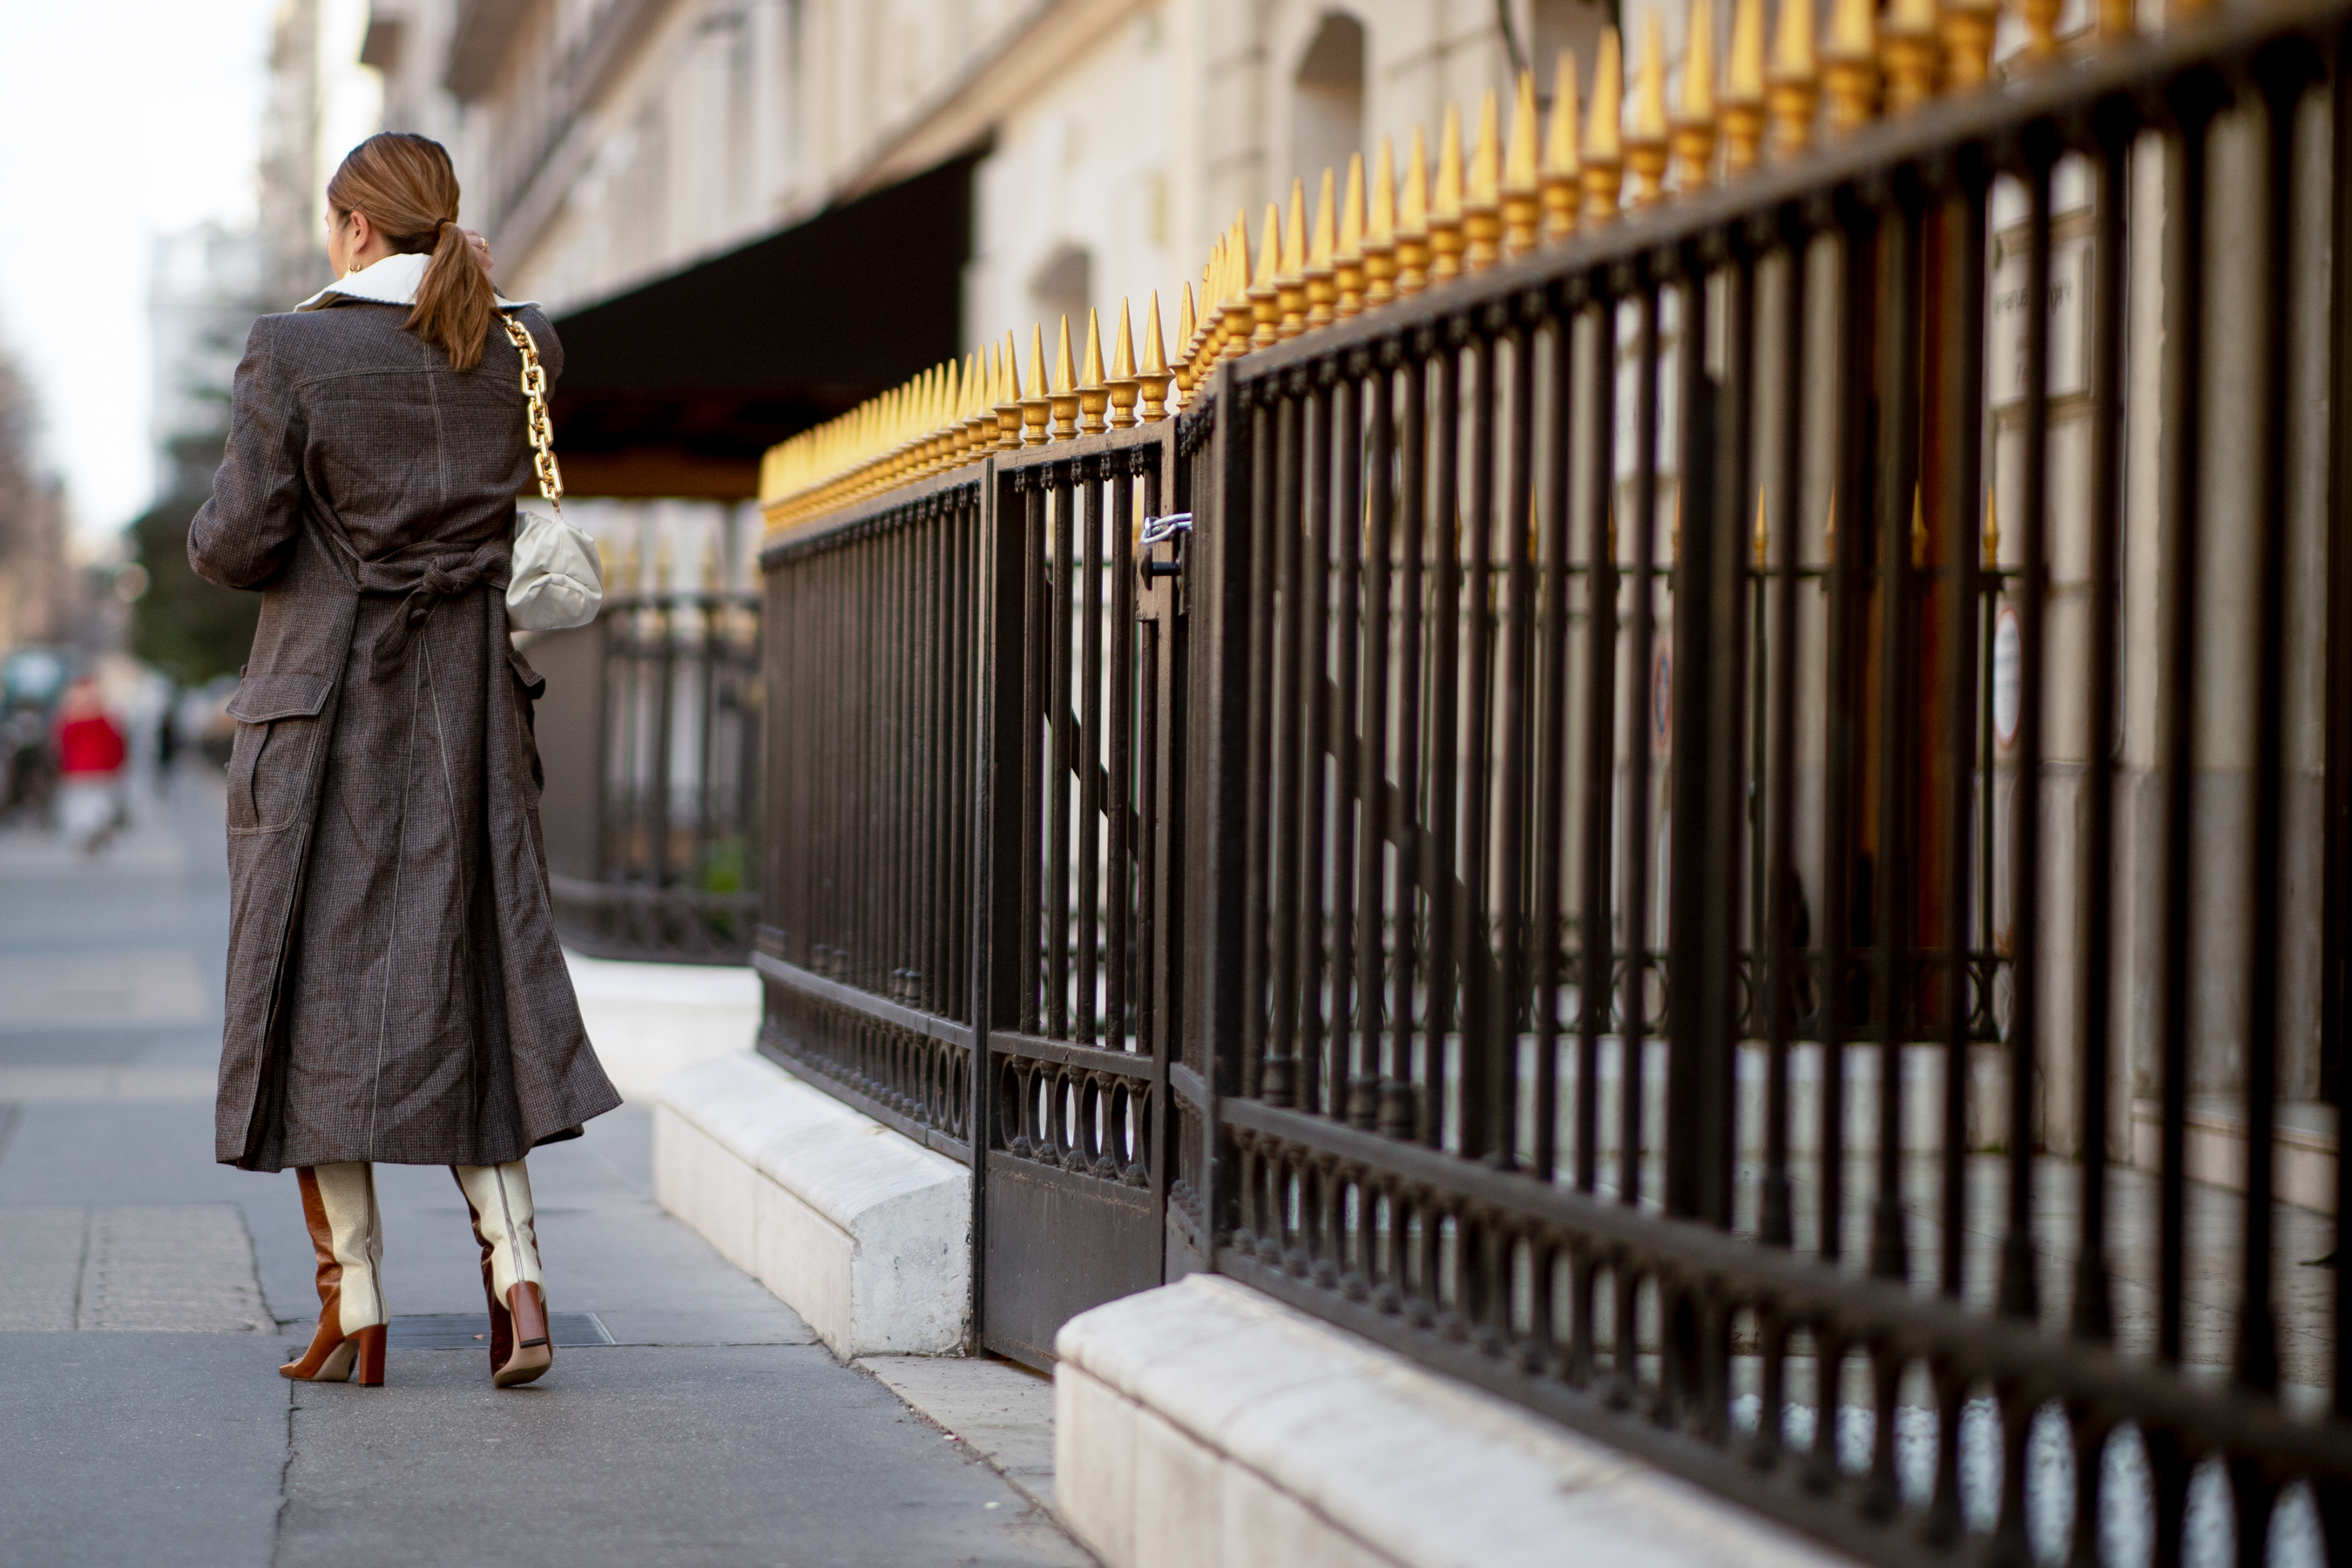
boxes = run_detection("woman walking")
[191,133,620,1389]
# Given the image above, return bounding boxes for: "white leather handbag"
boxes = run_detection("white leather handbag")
[498,314,603,632]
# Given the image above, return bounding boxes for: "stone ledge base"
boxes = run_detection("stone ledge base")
[652,1053,970,1357]
[564,950,760,1103]
[1055,1274,1850,1568]
[2132,1097,2338,1216]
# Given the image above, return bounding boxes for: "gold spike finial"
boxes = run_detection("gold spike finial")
[1982,484,1999,567]
[1880,0,1940,114]
[1822,0,1880,133]
[950,348,978,463]
[1909,483,1929,567]
[1021,323,1052,445]
[1940,0,1999,89]
[950,351,978,465]
[1174,281,1199,394]
[1585,28,1625,224]
[1078,308,1111,435]
[1194,245,1221,375]
[1276,179,1309,339]
[1429,103,1468,282]
[1673,0,1719,191]
[965,347,994,455]
[1768,0,1821,159]
[1396,125,1433,294]
[1221,213,1256,362]
[1721,0,1767,174]
[1050,314,1081,440]
[1336,152,1368,317]
[1753,489,1770,568]
[1464,89,1504,273]
[1106,300,1140,429]
[1542,50,1583,242]
[1251,202,1283,348]
[1139,292,1173,422]
[1307,167,1339,328]
[1364,138,1400,306]
[1627,13,1670,206]
[1503,71,1541,259]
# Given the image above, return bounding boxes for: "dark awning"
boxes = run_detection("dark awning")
[548,152,976,499]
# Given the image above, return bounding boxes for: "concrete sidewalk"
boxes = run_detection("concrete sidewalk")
[0,767,1089,1568]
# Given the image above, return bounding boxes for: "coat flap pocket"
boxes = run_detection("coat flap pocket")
[226,671,331,724]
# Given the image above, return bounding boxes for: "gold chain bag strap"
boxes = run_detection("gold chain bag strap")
[499,314,601,631]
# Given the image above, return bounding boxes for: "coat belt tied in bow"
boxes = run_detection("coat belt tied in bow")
[360,544,510,682]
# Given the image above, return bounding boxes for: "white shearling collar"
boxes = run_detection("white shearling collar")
[295,251,536,312]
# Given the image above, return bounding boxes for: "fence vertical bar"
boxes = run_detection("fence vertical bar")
[1110,456,1137,1055]
[2238,56,2303,1406]
[1331,372,1364,1125]
[1019,477,1045,1034]
[1579,293,1619,1197]
[2328,16,2352,1461]
[1301,382,1335,1116]
[1998,142,2053,1330]
[1390,355,1429,1139]
[1498,309,1538,1172]
[1269,391,1306,1106]
[1244,394,1281,1104]
[1079,462,1105,1044]
[1051,470,1078,1040]
[1426,340,1463,1154]
[1460,328,1500,1166]
[2073,112,2131,1349]
[1820,203,1872,1271]
[1869,190,1921,1291]
[1532,299,1574,1185]
[1621,279,1661,1211]
[1762,221,1807,1255]
[1359,362,1396,1131]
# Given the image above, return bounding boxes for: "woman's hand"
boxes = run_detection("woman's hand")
[463,228,494,276]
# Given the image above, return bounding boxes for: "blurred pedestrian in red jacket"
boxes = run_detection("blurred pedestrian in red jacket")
[54,678,126,855]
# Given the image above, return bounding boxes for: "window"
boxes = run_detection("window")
[1292,12,1365,189]
[1029,244,1092,340]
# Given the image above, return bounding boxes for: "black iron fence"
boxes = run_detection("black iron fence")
[746,2,2352,1559]
[540,510,762,963]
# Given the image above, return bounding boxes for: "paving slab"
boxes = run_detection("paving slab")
[0,1330,293,1568]
[278,1343,1092,1568]
[862,1354,1060,1511]
[0,1205,269,1331]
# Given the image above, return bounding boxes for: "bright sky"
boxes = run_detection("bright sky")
[0,0,381,551]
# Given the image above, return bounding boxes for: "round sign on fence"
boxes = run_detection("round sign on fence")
[1992,605,2022,750]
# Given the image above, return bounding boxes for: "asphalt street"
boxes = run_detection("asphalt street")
[0,767,1090,1568]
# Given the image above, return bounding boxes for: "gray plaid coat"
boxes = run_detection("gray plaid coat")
[192,295,620,1172]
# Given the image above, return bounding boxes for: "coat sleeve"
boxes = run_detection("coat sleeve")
[189,315,307,591]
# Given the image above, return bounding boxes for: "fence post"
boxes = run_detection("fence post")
[1190,369,1253,1267]
[971,456,1017,1353]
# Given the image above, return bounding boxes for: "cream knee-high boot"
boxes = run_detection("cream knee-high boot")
[451,1160,551,1388]
[281,1162,387,1384]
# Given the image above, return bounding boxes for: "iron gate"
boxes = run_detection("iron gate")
[754,423,1180,1367]
[973,430,1175,1364]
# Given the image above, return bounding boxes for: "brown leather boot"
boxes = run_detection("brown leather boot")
[452,1160,551,1388]
[281,1163,388,1384]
